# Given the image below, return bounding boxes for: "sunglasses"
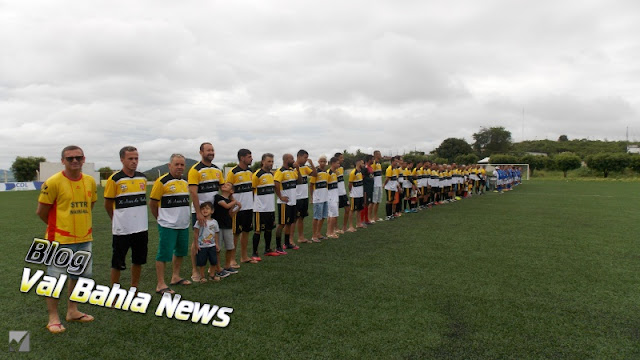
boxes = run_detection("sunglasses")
[65,156,84,162]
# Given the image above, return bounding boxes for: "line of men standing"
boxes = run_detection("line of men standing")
[35,143,388,332]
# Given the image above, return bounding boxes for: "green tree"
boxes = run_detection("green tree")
[472,126,512,157]
[519,155,547,176]
[630,155,640,173]
[435,138,473,162]
[558,135,569,142]
[586,153,630,178]
[454,153,478,165]
[98,166,114,180]
[552,152,582,178]
[402,152,428,166]
[223,162,238,168]
[429,157,448,165]
[251,162,262,172]
[10,156,46,181]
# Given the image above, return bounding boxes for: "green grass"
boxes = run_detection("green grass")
[1,181,639,359]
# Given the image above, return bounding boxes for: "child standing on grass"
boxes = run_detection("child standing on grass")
[192,202,221,282]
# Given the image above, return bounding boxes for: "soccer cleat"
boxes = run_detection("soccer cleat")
[404,209,410,213]
[251,255,262,262]
[264,250,280,256]
[276,247,288,255]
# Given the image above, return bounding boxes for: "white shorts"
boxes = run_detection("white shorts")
[328,200,339,218]
[372,186,383,204]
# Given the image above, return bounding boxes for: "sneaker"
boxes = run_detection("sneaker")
[216,270,231,278]
[251,255,262,262]
[411,209,418,213]
[225,267,238,275]
[404,209,410,213]
[285,244,300,250]
[264,250,280,256]
[276,248,288,255]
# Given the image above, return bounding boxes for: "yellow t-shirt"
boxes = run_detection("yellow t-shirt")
[38,172,97,244]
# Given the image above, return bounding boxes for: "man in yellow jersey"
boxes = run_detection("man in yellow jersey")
[226,149,257,265]
[326,156,341,238]
[252,153,277,259]
[309,155,329,242]
[370,150,384,222]
[187,142,225,281]
[37,145,97,333]
[292,149,316,245]
[274,153,299,253]
[383,156,401,220]
[348,159,365,230]
[334,152,351,233]
[104,146,148,289]
[150,154,192,295]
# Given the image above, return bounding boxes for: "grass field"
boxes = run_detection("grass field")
[1,180,639,359]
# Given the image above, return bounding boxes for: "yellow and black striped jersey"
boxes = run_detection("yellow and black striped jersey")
[188,162,224,213]
[335,166,347,195]
[310,167,329,203]
[296,165,313,200]
[373,161,383,187]
[226,166,254,211]
[252,169,275,212]
[150,173,190,229]
[274,166,298,205]
[349,169,364,198]
[104,170,148,235]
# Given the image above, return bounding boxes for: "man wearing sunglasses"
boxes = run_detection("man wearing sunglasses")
[37,145,98,334]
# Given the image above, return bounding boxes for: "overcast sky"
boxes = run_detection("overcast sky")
[1,0,639,171]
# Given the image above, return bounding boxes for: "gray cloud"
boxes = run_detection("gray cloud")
[1,0,640,170]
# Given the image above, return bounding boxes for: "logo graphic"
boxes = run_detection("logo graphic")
[140,183,145,191]
[120,184,128,191]
[9,331,30,352]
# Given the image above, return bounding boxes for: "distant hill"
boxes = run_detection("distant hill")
[143,158,199,181]
[1,169,15,182]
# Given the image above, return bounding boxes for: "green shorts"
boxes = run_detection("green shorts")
[156,225,189,262]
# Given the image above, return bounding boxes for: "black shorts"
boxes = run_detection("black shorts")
[385,190,396,202]
[196,246,217,267]
[364,188,373,204]
[338,194,349,208]
[112,230,149,270]
[233,210,253,234]
[350,197,364,211]
[254,211,275,232]
[296,198,309,218]
[278,203,297,225]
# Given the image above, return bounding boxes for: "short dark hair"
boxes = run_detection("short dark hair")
[364,155,373,162]
[334,152,342,158]
[200,201,214,210]
[237,148,251,160]
[297,149,308,157]
[200,142,212,152]
[329,156,339,164]
[119,146,137,159]
[61,145,83,158]
[262,153,274,161]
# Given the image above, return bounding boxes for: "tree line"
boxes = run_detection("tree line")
[8,126,639,181]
